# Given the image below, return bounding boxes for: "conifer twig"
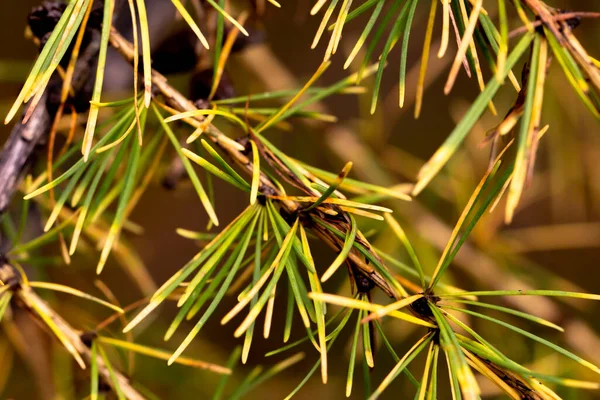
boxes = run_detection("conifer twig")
[108,27,401,299]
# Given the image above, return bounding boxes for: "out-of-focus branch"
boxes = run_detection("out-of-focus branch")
[0,262,145,400]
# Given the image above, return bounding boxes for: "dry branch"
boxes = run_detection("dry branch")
[0,262,145,400]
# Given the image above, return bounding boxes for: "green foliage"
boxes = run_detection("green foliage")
[1,0,600,398]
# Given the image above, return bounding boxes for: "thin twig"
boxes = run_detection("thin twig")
[508,11,600,38]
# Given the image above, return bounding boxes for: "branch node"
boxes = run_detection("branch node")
[80,330,98,348]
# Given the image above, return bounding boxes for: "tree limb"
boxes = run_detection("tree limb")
[0,95,51,213]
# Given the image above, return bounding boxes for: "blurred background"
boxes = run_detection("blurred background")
[1,0,600,398]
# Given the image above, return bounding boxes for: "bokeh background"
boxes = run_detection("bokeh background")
[1,0,600,398]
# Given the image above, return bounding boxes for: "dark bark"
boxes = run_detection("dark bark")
[0,94,52,212]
